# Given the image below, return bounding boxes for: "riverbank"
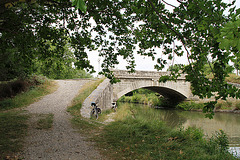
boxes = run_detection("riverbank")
[176,100,240,114]
[191,108,240,114]
[94,103,238,160]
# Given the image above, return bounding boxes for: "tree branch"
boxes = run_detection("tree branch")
[162,0,177,8]
[148,0,194,68]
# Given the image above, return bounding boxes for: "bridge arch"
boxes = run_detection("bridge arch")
[112,70,192,102]
[115,85,187,102]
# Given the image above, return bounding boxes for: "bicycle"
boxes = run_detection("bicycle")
[112,102,117,112]
[90,102,101,119]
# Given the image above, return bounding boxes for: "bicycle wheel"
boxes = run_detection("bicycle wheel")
[97,108,101,114]
[94,108,98,119]
[90,109,94,118]
[90,109,98,119]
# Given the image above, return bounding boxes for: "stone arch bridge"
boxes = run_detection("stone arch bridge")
[112,70,191,102]
[81,70,192,118]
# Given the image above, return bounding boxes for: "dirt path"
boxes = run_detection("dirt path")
[20,80,103,160]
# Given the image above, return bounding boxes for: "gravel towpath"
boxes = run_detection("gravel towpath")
[20,80,103,160]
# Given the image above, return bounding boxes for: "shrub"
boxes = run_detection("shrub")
[0,83,12,99]
[185,127,204,141]
[216,101,233,110]
[0,80,28,100]
[177,101,204,111]
[131,94,142,103]
[234,102,240,110]
[226,73,240,84]
[98,105,235,160]
[206,130,229,153]
[215,102,223,110]
[11,80,29,93]
[0,75,48,100]
[176,102,192,111]
[27,75,48,86]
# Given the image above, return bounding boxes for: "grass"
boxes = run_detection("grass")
[0,78,58,159]
[95,104,237,160]
[67,78,105,134]
[0,111,29,159]
[0,80,58,111]
[36,114,54,130]
[97,109,116,122]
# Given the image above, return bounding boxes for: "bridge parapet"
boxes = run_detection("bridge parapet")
[113,70,186,80]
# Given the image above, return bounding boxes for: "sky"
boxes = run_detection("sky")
[87,0,240,76]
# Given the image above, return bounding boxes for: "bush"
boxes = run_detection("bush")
[0,80,29,100]
[177,101,204,111]
[131,94,142,103]
[215,102,223,110]
[0,75,48,100]
[118,96,126,102]
[206,130,229,153]
[176,102,192,111]
[215,101,233,110]
[147,93,160,106]
[27,75,48,86]
[234,102,240,110]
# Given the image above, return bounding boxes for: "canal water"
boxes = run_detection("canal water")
[118,103,240,158]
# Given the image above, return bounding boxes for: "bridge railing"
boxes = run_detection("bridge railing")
[112,70,186,80]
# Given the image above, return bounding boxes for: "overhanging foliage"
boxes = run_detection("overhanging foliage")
[1,0,240,116]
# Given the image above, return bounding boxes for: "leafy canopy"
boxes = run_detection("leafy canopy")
[1,0,240,116]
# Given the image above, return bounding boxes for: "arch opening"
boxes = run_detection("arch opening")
[116,86,187,108]
[144,86,186,102]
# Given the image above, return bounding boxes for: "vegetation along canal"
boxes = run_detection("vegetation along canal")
[117,103,240,158]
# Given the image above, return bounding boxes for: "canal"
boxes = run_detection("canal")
[117,103,240,158]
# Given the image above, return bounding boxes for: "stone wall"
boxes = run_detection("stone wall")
[81,78,113,118]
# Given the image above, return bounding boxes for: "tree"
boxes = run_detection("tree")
[233,58,240,75]
[33,42,92,79]
[218,16,240,75]
[0,0,94,80]
[1,0,240,117]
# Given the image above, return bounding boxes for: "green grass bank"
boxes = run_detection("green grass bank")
[96,104,237,160]
[0,76,57,159]
[67,78,105,134]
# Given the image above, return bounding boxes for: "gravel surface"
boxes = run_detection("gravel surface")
[20,80,104,160]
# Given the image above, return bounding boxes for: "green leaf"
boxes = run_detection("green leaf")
[72,0,87,13]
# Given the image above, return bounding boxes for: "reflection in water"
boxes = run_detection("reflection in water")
[155,109,187,128]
